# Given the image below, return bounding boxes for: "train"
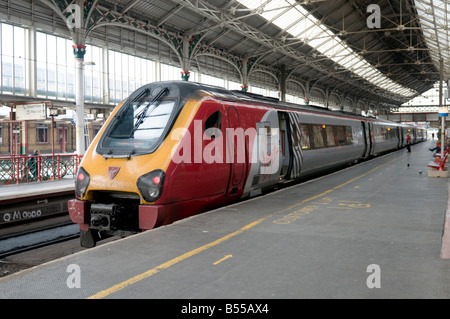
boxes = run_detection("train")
[68,81,425,247]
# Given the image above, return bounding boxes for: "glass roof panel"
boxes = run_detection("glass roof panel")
[413,0,450,80]
[272,8,298,29]
[236,0,417,97]
[259,0,288,21]
[286,23,305,37]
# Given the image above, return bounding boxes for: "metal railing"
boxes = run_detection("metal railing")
[0,154,83,185]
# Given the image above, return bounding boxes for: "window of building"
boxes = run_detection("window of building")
[56,37,71,100]
[228,80,242,91]
[58,127,68,143]
[36,124,48,143]
[201,74,225,87]
[109,50,157,104]
[0,23,27,95]
[37,32,77,101]
[37,32,101,103]
[84,45,102,103]
[160,63,181,81]
[93,126,102,137]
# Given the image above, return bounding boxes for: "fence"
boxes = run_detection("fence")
[0,154,83,185]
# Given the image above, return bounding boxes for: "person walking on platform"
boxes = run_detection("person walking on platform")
[28,149,40,181]
[406,133,411,152]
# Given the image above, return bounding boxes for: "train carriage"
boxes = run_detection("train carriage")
[370,119,402,155]
[282,110,366,177]
[68,81,420,247]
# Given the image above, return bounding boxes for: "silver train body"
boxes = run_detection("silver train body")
[274,102,425,180]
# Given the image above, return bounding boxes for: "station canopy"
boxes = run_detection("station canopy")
[97,0,446,107]
[17,0,449,110]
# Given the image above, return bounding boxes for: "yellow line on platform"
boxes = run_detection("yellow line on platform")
[213,255,233,265]
[88,153,405,299]
[88,217,268,299]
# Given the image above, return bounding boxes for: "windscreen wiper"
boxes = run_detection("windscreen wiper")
[130,87,168,137]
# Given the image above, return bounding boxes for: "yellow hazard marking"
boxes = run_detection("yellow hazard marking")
[213,255,233,265]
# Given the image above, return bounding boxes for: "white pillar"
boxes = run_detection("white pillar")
[73,45,86,156]
[440,58,446,158]
[27,26,37,97]
[102,46,110,105]
[75,58,85,155]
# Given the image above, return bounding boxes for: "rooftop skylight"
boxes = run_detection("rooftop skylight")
[236,0,417,97]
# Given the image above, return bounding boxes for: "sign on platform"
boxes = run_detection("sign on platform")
[16,103,47,120]
[439,107,449,117]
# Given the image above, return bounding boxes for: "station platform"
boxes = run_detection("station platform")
[0,178,74,202]
[1,140,450,299]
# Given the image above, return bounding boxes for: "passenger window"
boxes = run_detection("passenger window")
[204,111,222,138]
[291,125,299,147]
[299,125,311,150]
[311,125,325,148]
[264,125,272,156]
[336,126,346,146]
[346,126,353,144]
[325,126,336,147]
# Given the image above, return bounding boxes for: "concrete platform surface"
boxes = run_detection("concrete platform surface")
[1,140,450,299]
[0,179,74,201]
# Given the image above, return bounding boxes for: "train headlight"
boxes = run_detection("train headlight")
[75,167,90,199]
[137,170,165,203]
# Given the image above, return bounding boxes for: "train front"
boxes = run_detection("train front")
[68,82,193,247]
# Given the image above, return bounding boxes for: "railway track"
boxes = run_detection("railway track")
[0,214,82,278]
[0,186,77,245]
[0,188,80,276]
[0,217,121,278]
[0,222,80,259]
[0,223,121,278]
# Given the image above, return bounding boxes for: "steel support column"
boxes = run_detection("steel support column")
[74,45,86,156]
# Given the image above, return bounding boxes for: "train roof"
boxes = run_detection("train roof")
[169,81,366,120]
[145,81,414,128]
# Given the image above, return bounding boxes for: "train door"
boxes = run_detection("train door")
[226,107,246,196]
[198,103,230,198]
[278,112,292,181]
[362,121,373,157]
[287,113,303,179]
[369,122,376,155]
[242,110,282,197]
[361,121,370,158]
[168,100,230,201]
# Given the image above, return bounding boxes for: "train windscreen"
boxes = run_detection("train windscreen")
[99,87,177,156]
